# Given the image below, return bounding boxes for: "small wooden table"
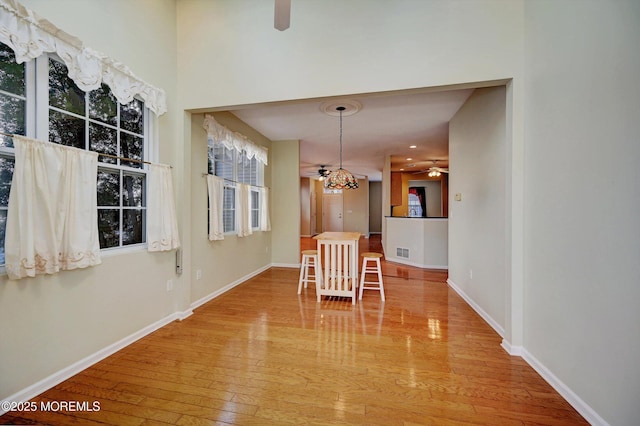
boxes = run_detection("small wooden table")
[313,232,361,305]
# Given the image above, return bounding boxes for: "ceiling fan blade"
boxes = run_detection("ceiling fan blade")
[274,0,291,31]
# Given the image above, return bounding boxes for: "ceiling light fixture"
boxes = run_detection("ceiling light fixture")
[318,166,330,181]
[428,169,441,178]
[325,106,359,190]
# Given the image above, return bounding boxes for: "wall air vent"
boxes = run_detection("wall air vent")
[396,248,409,258]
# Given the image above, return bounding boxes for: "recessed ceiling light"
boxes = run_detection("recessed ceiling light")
[399,168,404,171]
[406,157,412,161]
[409,145,417,149]
[407,164,415,168]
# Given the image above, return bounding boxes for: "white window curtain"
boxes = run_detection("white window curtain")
[237,184,253,237]
[259,187,271,232]
[0,0,167,115]
[147,164,180,252]
[207,175,224,241]
[203,115,268,165]
[5,136,101,280]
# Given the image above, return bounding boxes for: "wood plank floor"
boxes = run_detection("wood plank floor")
[1,236,587,425]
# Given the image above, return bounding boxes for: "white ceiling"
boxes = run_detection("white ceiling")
[231,87,474,181]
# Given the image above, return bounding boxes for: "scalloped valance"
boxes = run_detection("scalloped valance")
[203,115,268,165]
[0,0,167,115]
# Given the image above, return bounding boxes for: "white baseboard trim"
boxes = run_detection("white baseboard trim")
[447,280,607,425]
[271,262,299,268]
[0,312,181,415]
[521,348,609,426]
[3,264,608,425]
[177,309,193,321]
[386,257,448,270]
[446,278,505,338]
[1,263,276,414]
[190,264,271,311]
[500,339,523,356]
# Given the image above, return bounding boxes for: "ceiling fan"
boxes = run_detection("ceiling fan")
[414,160,449,176]
[317,165,331,179]
[274,0,291,31]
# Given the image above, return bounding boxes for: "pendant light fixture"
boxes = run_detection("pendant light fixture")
[325,106,359,189]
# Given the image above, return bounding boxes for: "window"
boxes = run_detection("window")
[209,140,263,233]
[251,190,260,229]
[47,57,148,249]
[0,42,150,264]
[408,193,423,217]
[0,43,24,264]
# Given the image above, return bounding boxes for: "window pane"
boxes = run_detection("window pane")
[90,123,117,164]
[89,84,117,126]
[223,186,235,232]
[251,190,259,228]
[237,154,247,183]
[0,43,25,96]
[49,58,85,115]
[207,145,215,174]
[49,109,85,149]
[98,209,120,248]
[123,174,144,207]
[237,152,257,185]
[120,98,144,134]
[120,133,143,168]
[97,170,119,207]
[0,209,6,265]
[0,93,25,148]
[214,144,234,180]
[122,209,144,245]
[0,157,15,206]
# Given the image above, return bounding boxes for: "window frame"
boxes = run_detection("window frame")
[250,188,260,230]
[43,55,150,251]
[209,140,264,234]
[0,46,152,267]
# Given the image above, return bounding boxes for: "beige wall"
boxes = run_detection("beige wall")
[313,179,369,236]
[343,177,369,237]
[523,2,640,424]
[176,0,523,110]
[449,86,507,332]
[1,0,181,400]
[270,140,300,266]
[314,180,324,233]
[189,112,272,304]
[3,1,638,423]
[300,178,311,237]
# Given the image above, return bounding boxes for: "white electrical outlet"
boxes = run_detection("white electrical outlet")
[166,279,173,291]
[196,269,202,280]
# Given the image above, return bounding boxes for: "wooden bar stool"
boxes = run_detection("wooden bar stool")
[298,250,322,294]
[359,252,385,301]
